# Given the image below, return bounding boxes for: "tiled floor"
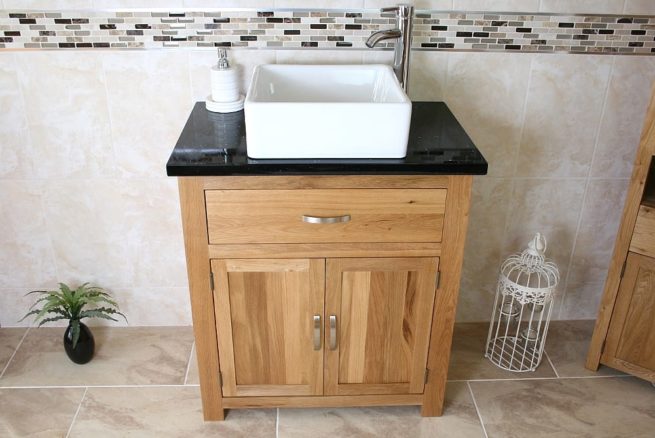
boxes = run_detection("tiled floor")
[1,321,653,437]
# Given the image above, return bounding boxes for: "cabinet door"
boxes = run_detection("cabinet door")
[602,252,655,379]
[325,257,439,395]
[211,258,325,397]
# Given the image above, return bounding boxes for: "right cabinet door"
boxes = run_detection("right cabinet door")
[602,252,655,379]
[325,257,439,395]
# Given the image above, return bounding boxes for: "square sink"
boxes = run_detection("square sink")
[244,64,412,159]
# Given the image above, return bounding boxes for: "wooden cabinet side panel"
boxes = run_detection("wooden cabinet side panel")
[602,253,655,375]
[587,84,655,370]
[422,175,472,417]
[178,177,224,421]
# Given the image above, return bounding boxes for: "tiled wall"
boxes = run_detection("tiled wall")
[1,8,654,54]
[2,0,655,326]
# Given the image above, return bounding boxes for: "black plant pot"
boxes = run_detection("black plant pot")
[63,321,95,364]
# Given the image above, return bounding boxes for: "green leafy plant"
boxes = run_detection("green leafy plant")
[21,283,126,348]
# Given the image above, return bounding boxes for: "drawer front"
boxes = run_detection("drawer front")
[630,205,655,258]
[205,189,446,244]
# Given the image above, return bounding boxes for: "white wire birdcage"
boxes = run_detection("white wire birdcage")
[485,233,560,372]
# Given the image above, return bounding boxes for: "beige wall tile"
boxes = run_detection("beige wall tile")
[592,57,655,179]
[0,289,40,328]
[275,50,363,64]
[539,0,626,14]
[93,0,183,7]
[118,287,192,326]
[16,52,116,179]
[102,51,192,178]
[457,177,513,322]
[0,53,33,179]
[0,181,58,289]
[558,281,605,320]
[0,388,85,438]
[503,178,586,286]
[624,0,655,14]
[445,52,531,177]
[407,51,448,102]
[516,55,612,178]
[3,0,92,7]
[184,0,273,6]
[276,0,363,7]
[453,0,540,11]
[566,179,629,286]
[70,386,276,437]
[189,50,276,103]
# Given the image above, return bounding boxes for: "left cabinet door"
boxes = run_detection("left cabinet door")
[211,258,325,397]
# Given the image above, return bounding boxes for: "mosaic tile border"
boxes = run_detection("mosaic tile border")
[0,9,654,54]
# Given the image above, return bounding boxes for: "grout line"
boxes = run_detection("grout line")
[544,350,560,378]
[184,342,195,385]
[448,374,633,383]
[556,55,616,319]
[467,381,489,438]
[276,408,280,438]
[65,386,88,438]
[0,384,201,389]
[0,327,30,380]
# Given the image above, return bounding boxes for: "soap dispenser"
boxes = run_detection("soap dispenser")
[205,48,245,113]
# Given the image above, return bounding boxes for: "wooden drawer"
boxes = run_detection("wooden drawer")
[630,205,655,258]
[205,189,446,244]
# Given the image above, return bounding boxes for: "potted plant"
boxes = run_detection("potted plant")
[21,283,126,364]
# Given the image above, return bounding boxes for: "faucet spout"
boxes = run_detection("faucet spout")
[365,29,402,48]
[365,4,414,92]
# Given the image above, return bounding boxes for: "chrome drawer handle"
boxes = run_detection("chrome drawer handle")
[302,215,351,224]
[313,315,321,351]
[329,315,338,350]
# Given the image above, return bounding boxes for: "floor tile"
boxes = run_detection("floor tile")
[470,377,655,438]
[68,386,276,438]
[278,382,485,438]
[0,387,84,437]
[185,343,199,385]
[546,320,625,377]
[0,326,193,386]
[449,323,557,380]
[0,328,27,375]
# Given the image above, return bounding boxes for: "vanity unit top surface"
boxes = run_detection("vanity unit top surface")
[166,101,488,177]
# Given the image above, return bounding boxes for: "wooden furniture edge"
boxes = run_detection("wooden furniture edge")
[421,175,473,416]
[585,83,655,371]
[178,177,224,421]
[222,394,423,409]
[202,175,450,190]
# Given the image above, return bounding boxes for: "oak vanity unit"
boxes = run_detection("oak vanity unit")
[167,102,487,420]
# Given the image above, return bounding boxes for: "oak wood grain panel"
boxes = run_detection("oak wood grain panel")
[205,189,446,244]
[222,394,423,409]
[212,258,325,397]
[178,177,224,421]
[602,252,655,376]
[630,205,655,258]
[208,242,441,259]
[422,175,472,417]
[587,84,655,371]
[202,175,450,190]
[325,257,438,396]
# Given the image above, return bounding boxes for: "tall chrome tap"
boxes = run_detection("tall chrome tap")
[365,4,414,92]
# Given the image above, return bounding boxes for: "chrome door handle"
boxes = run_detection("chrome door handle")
[302,215,351,224]
[329,315,338,350]
[313,315,321,351]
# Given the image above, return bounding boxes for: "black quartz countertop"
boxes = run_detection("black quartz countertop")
[166,101,487,176]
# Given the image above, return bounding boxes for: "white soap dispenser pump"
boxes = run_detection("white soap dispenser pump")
[205,48,245,113]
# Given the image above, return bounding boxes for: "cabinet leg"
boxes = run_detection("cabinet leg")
[203,408,225,421]
[420,399,444,417]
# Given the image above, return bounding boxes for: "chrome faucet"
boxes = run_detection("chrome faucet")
[365,4,414,92]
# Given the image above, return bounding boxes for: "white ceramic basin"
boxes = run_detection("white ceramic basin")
[244,64,412,159]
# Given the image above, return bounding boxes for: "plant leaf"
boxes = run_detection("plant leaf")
[37,316,69,326]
